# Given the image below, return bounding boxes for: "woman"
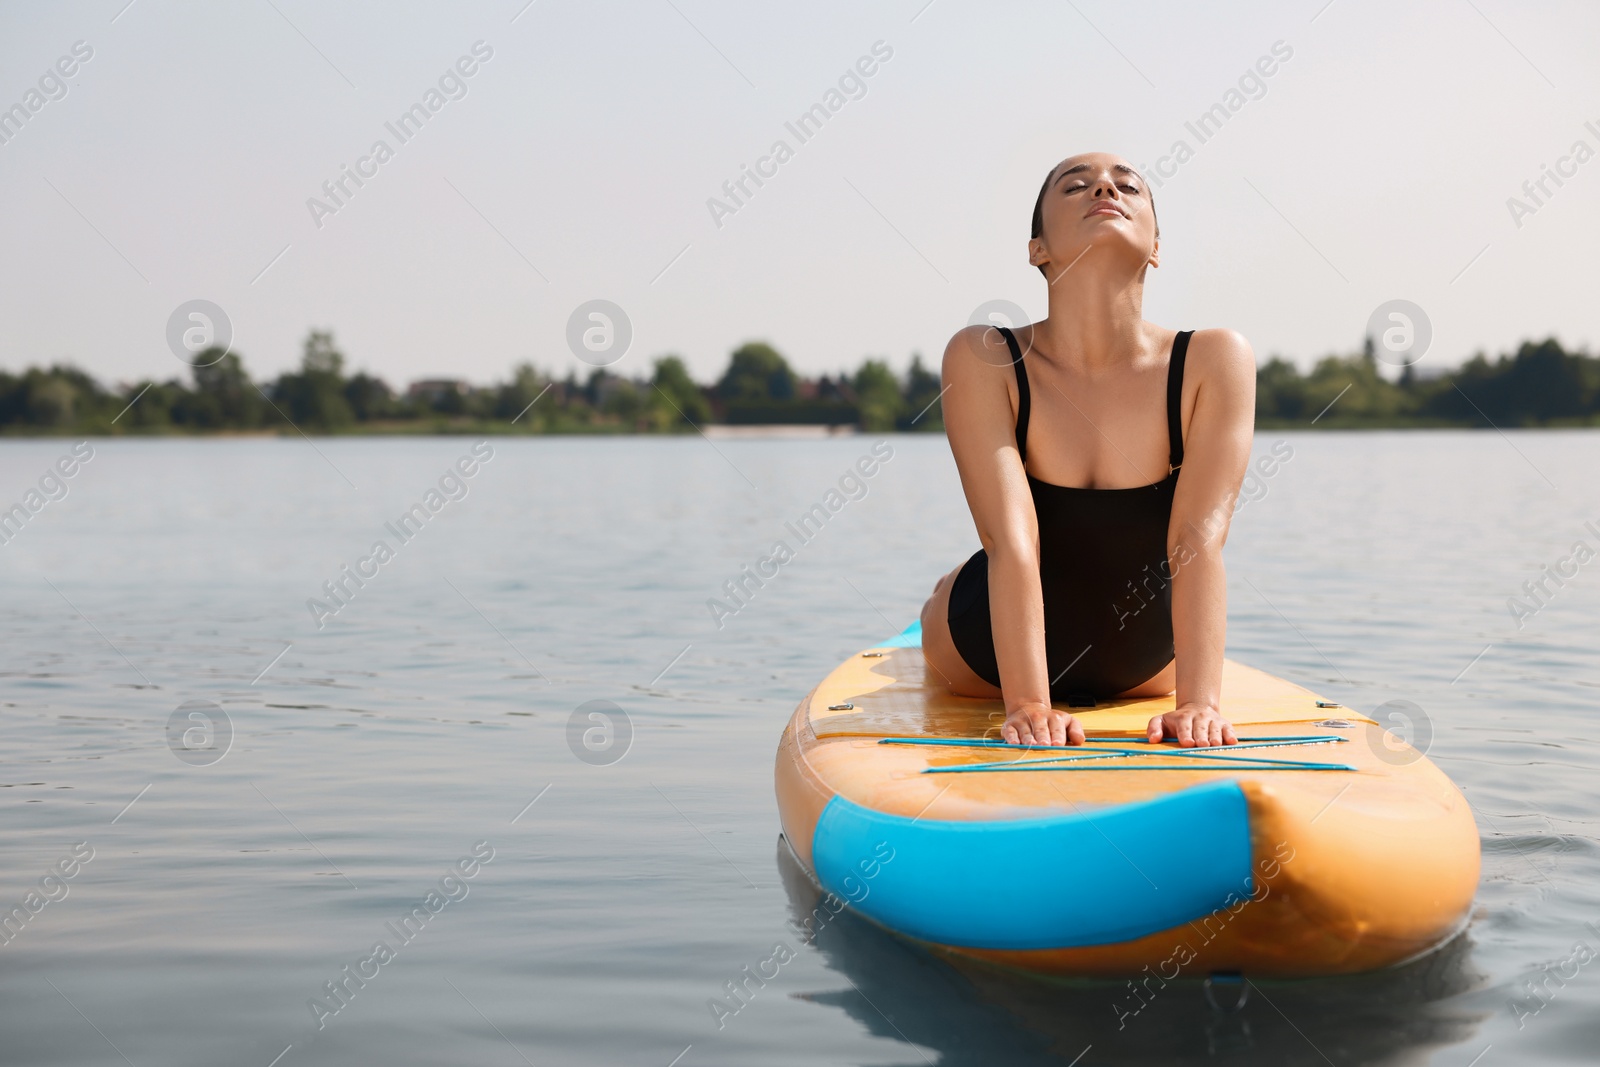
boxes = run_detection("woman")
[919,152,1255,749]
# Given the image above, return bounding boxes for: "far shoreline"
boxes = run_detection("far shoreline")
[7,330,1598,439]
[3,421,1599,441]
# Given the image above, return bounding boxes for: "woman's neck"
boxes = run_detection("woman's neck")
[1034,266,1149,373]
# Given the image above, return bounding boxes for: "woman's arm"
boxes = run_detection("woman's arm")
[1149,328,1257,746]
[941,326,1084,746]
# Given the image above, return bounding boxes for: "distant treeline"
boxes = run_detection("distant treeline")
[1,331,1596,435]
[1257,337,1600,428]
[0,333,943,435]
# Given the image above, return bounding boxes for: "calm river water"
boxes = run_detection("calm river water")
[0,431,1596,1066]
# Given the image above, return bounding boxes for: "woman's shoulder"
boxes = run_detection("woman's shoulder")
[1181,327,1256,387]
[940,324,1019,385]
[1182,327,1254,364]
[939,325,1025,436]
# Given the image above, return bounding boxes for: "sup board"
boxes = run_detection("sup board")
[775,621,1480,978]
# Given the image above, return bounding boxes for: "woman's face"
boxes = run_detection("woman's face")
[1030,153,1158,278]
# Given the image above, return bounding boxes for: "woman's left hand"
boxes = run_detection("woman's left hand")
[1147,703,1237,747]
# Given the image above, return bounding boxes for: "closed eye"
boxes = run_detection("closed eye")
[1063,182,1142,196]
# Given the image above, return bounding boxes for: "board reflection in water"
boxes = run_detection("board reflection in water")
[776,835,1489,1065]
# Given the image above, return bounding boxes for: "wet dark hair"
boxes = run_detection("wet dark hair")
[1030,161,1159,276]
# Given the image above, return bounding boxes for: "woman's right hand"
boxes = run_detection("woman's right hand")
[1001,703,1085,746]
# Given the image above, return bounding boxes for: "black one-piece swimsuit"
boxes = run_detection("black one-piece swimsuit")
[945,325,1192,704]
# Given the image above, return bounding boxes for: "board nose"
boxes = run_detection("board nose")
[810,779,1254,951]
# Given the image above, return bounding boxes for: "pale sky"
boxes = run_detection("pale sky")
[1,0,1596,389]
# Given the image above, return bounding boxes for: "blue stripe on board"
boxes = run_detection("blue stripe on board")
[879,619,922,648]
[811,779,1253,950]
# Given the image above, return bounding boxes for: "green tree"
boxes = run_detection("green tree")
[717,341,795,402]
[183,351,263,428]
[1255,357,1307,421]
[900,352,942,430]
[0,371,20,426]
[119,379,184,430]
[1500,339,1592,422]
[494,363,549,425]
[1423,339,1599,426]
[274,330,354,429]
[343,372,394,422]
[0,365,110,428]
[853,359,902,432]
[650,355,710,428]
[25,373,78,426]
[302,330,344,376]
[588,370,643,425]
[1294,343,1409,423]
[432,383,467,416]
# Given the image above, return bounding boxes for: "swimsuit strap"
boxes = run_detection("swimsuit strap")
[1000,324,1190,474]
[996,325,1030,464]
[1167,330,1193,473]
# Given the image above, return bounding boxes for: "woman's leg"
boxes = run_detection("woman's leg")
[922,561,1174,702]
[920,565,1003,698]
[1117,658,1176,698]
